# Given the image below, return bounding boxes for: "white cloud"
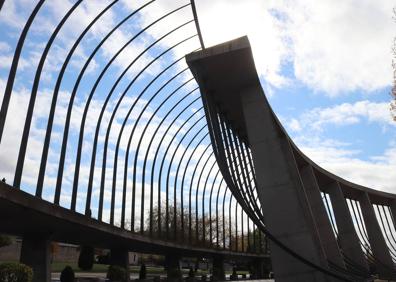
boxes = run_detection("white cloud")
[298,137,396,193]
[273,0,394,95]
[296,100,395,132]
[194,0,394,95]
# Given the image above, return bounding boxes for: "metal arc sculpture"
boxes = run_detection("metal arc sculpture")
[0,1,395,282]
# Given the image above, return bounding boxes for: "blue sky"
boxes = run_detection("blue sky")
[195,0,396,193]
[0,0,395,231]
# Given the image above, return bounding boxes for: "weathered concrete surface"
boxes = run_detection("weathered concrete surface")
[297,164,345,269]
[359,192,394,278]
[110,248,130,282]
[20,233,51,282]
[0,181,266,260]
[325,181,369,273]
[186,36,336,281]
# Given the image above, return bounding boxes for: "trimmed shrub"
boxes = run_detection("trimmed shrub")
[107,265,127,282]
[78,245,94,270]
[139,263,146,280]
[167,268,181,280]
[188,267,195,278]
[60,266,74,282]
[0,262,33,282]
[0,235,12,248]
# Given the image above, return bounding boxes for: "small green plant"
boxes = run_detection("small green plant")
[78,245,94,270]
[167,268,181,280]
[0,262,33,282]
[188,267,195,278]
[107,265,127,282]
[60,266,74,282]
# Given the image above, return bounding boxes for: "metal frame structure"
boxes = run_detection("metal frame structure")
[1,1,395,282]
[0,0,265,260]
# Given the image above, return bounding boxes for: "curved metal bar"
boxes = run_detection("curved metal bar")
[107,39,197,225]
[172,124,208,238]
[241,204,244,252]
[149,101,204,236]
[159,117,206,236]
[172,126,208,239]
[229,194,233,250]
[181,132,210,238]
[190,0,205,49]
[143,100,203,235]
[235,199,238,251]
[157,111,205,236]
[71,22,196,213]
[215,178,225,248]
[222,186,228,249]
[124,79,197,229]
[0,0,45,145]
[14,0,82,192]
[61,0,155,211]
[0,0,4,11]
[201,158,218,244]
[348,199,379,265]
[37,0,118,205]
[383,206,396,253]
[194,151,215,243]
[78,2,186,215]
[210,169,221,246]
[96,20,196,221]
[188,143,212,243]
[165,121,208,238]
[375,205,396,258]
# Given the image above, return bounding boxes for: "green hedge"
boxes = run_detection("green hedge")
[0,262,33,282]
[107,265,127,282]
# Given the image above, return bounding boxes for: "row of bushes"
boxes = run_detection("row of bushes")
[0,263,33,282]
[0,262,131,282]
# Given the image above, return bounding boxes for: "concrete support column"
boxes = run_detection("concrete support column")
[20,233,51,282]
[212,255,225,281]
[241,87,329,281]
[165,252,182,281]
[249,258,266,279]
[358,192,394,279]
[110,248,130,282]
[299,164,345,269]
[326,182,369,272]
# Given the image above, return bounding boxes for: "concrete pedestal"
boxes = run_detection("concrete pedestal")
[165,253,182,281]
[359,192,394,279]
[212,255,225,281]
[249,258,270,279]
[20,233,51,282]
[110,248,130,282]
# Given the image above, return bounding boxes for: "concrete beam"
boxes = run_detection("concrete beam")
[358,192,395,278]
[165,252,182,281]
[20,233,51,282]
[110,248,130,282]
[240,86,330,281]
[212,255,225,281]
[325,182,369,272]
[299,164,345,269]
